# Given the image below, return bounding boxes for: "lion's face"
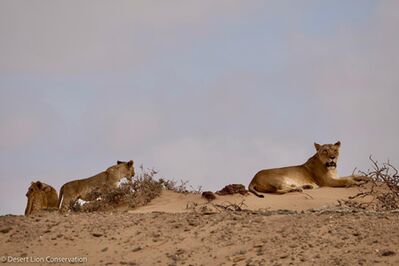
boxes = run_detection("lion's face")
[116,160,135,181]
[314,141,341,170]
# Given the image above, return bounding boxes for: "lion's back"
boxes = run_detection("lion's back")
[251,165,314,187]
[46,188,59,208]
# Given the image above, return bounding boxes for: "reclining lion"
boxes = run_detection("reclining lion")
[58,160,135,212]
[248,141,366,198]
[25,181,58,215]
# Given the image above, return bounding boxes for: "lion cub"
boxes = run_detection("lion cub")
[249,141,366,197]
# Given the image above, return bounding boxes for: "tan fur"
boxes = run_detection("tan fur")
[25,181,58,215]
[58,160,135,212]
[248,141,366,198]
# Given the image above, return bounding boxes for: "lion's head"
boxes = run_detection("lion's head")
[107,160,135,181]
[26,181,50,197]
[314,141,341,170]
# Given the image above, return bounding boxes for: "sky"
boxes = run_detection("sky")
[1,0,398,215]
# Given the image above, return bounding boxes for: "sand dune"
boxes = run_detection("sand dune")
[1,185,398,266]
[130,186,364,213]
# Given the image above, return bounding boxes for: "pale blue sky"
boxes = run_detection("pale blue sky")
[1,1,398,215]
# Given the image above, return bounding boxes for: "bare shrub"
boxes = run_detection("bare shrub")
[159,178,202,194]
[127,167,163,209]
[213,200,249,212]
[341,156,399,211]
[185,199,250,214]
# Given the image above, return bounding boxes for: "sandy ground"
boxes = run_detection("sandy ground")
[1,187,398,266]
[129,187,364,213]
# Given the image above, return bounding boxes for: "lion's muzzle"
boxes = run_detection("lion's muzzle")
[325,161,337,169]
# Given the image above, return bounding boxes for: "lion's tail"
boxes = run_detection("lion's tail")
[248,182,264,198]
[57,185,64,209]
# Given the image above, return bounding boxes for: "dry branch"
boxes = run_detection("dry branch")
[212,200,249,212]
[343,156,399,211]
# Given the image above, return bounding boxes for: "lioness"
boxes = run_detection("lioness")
[25,181,58,215]
[58,160,135,212]
[248,141,366,198]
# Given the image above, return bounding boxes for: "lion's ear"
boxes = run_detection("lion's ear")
[117,161,123,165]
[314,143,321,151]
[36,181,43,189]
[334,141,341,147]
[127,160,133,167]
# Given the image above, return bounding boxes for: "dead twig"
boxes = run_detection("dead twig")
[342,156,399,211]
[212,200,249,212]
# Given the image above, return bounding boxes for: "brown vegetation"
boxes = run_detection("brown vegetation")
[339,156,399,211]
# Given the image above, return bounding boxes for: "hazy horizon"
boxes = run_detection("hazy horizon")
[1,0,398,215]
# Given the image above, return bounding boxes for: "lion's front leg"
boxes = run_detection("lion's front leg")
[343,175,370,187]
[352,175,370,182]
[326,176,367,187]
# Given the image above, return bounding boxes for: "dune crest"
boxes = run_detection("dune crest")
[129,186,364,213]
